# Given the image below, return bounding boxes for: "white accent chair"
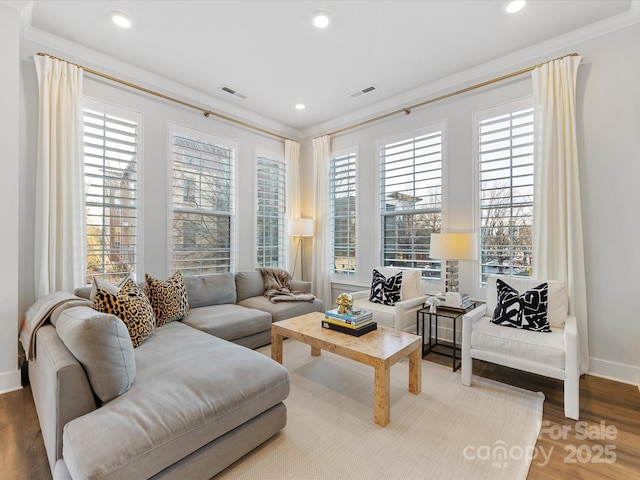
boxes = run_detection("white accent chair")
[351,267,427,333]
[461,275,580,420]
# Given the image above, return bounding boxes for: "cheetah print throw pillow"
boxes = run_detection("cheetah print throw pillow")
[94,278,154,347]
[144,271,189,326]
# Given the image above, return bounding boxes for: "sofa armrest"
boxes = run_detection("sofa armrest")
[461,304,487,385]
[564,315,579,373]
[462,304,487,347]
[28,325,97,471]
[350,289,370,301]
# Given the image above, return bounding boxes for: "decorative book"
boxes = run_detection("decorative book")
[321,320,377,337]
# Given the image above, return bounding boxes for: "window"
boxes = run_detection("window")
[478,101,534,283]
[256,154,286,268]
[171,126,235,274]
[379,127,443,277]
[83,104,140,284]
[329,150,357,274]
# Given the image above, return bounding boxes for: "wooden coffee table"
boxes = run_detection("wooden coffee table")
[271,312,422,427]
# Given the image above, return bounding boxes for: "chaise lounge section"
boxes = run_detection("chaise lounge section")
[28,270,324,479]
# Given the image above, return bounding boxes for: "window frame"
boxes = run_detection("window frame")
[329,146,358,276]
[474,96,535,288]
[256,150,287,269]
[378,123,445,278]
[82,97,143,284]
[168,123,236,275]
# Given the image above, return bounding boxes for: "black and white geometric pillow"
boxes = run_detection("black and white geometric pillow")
[491,279,550,332]
[369,269,403,306]
[519,282,550,332]
[492,279,522,328]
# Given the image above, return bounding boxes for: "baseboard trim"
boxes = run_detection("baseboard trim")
[585,358,639,387]
[0,369,22,395]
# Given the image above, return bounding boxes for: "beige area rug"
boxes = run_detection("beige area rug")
[217,339,544,480]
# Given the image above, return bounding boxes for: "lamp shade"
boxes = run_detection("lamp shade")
[288,218,314,237]
[430,233,477,260]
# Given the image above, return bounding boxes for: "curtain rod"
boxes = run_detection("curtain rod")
[36,52,294,142]
[325,52,580,138]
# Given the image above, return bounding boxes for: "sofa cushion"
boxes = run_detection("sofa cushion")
[56,306,136,403]
[472,316,565,368]
[144,271,189,326]
[492,279,551,332]
[371,267,421,301]
[89,274,131,302]
[182,304,272,341]
[369,269,403,306]
[238,295,324,323]
[93,279,154,347]
[486,275,567,328]
[62,322,290,480]
[235,271,265,302]
[352,298,395,328]
[184,273,237,308]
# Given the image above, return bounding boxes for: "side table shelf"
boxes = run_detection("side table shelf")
[416,303,477,372]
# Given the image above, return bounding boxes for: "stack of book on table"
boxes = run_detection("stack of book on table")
[321,308,377,337]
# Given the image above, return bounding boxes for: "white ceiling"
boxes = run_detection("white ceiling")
[16,0,636,134]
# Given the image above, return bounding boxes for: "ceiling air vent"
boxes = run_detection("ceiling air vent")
[350,85,377,98]
[219,85,248,100]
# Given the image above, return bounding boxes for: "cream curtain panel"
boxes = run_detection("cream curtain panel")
[532,55,589,374]
[285,140,301,275]
[34,56,85,298]
[311,135,331,306]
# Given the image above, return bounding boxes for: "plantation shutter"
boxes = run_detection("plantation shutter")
[478,105,534,282]
[83,108,139,283]
[171,128,235,274]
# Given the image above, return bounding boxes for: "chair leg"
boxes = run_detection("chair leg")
[461,351,472,386]
[564,375,580,420]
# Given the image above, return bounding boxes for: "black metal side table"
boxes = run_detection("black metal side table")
[416,303,476,371]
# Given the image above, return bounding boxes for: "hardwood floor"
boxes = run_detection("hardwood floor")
[1,355,638,480]
[0,385,50,480]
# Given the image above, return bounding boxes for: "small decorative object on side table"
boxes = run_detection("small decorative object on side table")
[416,299,476,371]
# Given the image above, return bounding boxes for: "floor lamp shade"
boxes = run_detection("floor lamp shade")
[430,233,477,292]
[288,218,314,237]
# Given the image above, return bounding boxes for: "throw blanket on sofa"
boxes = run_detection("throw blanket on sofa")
[259,268,315,304]
[19,291,92,360]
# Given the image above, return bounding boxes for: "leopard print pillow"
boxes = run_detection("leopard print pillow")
[94,278,154,347]
[144,271,189,326]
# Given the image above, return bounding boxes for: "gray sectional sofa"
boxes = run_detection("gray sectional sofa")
[28,270,324,480]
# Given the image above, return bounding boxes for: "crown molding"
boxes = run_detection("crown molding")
[302,1,640,139]
[19,22,301,142]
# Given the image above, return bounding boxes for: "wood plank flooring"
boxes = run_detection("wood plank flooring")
[1,354,638,480]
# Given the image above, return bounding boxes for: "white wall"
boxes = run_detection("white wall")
[0,3,22,393]
[301,23,640,385]
[18,43,287,318]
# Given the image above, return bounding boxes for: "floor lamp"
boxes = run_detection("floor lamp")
[430,232,477,294]
[288,218,314,280]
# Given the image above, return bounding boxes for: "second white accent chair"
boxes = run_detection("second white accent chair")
[351,267,427,333]
[461,274,580,420]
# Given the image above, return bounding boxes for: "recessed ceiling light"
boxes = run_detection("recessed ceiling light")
[111,11,132,28]
[312,11,330,29]
[506,0,526,13]
[295,104,306,110]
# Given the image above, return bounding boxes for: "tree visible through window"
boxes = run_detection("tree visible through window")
[83,105,139,284]
[379,128,443,277]
[171,127,235,274]
[478,102,534,283]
